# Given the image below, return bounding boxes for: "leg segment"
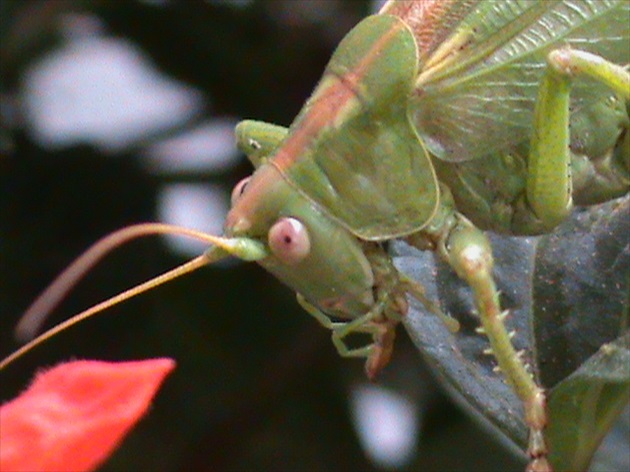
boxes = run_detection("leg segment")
[526,48,630,231]
[437,216,550,472]
[399,274,460,333]
[297,293,396,379]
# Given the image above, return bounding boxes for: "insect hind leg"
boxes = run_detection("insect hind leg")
[521,48,630,232]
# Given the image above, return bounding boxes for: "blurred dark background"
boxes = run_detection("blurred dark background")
[0,1,522,470]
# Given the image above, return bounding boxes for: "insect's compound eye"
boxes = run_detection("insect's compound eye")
[230,177,251,206]
[268,217,310,265]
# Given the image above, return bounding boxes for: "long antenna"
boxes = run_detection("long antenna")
[15,223,232,341]
[1,255,209,370]
[1,223,266,370]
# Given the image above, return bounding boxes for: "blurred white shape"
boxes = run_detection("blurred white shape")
[351,384,420,469]
[22,33,203,153]
[157,183,229,257]
[143,119,240,173]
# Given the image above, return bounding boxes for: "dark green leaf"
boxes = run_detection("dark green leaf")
[533,196,629,389]
[547,333,630,471]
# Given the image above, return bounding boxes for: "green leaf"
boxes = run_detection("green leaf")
[547,333,630,471]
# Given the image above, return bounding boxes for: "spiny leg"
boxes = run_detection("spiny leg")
[525,48,630,231]
[434,217,549,472]
[500,49,629,468]
[399,274,460,333]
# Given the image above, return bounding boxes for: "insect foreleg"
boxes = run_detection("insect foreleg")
[523,48,630,232]
[296,287,399,380]
[399,274,460,333]
[296,293,347,330]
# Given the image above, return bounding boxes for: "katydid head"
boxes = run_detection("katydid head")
[226,154,376,319]
[1,122,370,371]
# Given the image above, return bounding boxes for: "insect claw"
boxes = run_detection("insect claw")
[499,310,510,321]
[508,330,516,339]
[483,347,494,355]
[475,326,486,334]
[493,365,502,373]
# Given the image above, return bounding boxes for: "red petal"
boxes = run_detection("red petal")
[1,358,176,472]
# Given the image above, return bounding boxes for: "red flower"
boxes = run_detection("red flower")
[1,358,176,472]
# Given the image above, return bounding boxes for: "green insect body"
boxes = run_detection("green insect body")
[225,2,629,470]
[3,1,628,471]
[431,88,629,232]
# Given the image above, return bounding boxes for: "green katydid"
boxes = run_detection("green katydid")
[1,1,628,471]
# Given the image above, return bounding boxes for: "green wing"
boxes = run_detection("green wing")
[388,0,629,162]
[273,15,439,240]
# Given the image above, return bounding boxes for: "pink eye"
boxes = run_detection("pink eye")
[231,177,251,205]
[268,218,310,265]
